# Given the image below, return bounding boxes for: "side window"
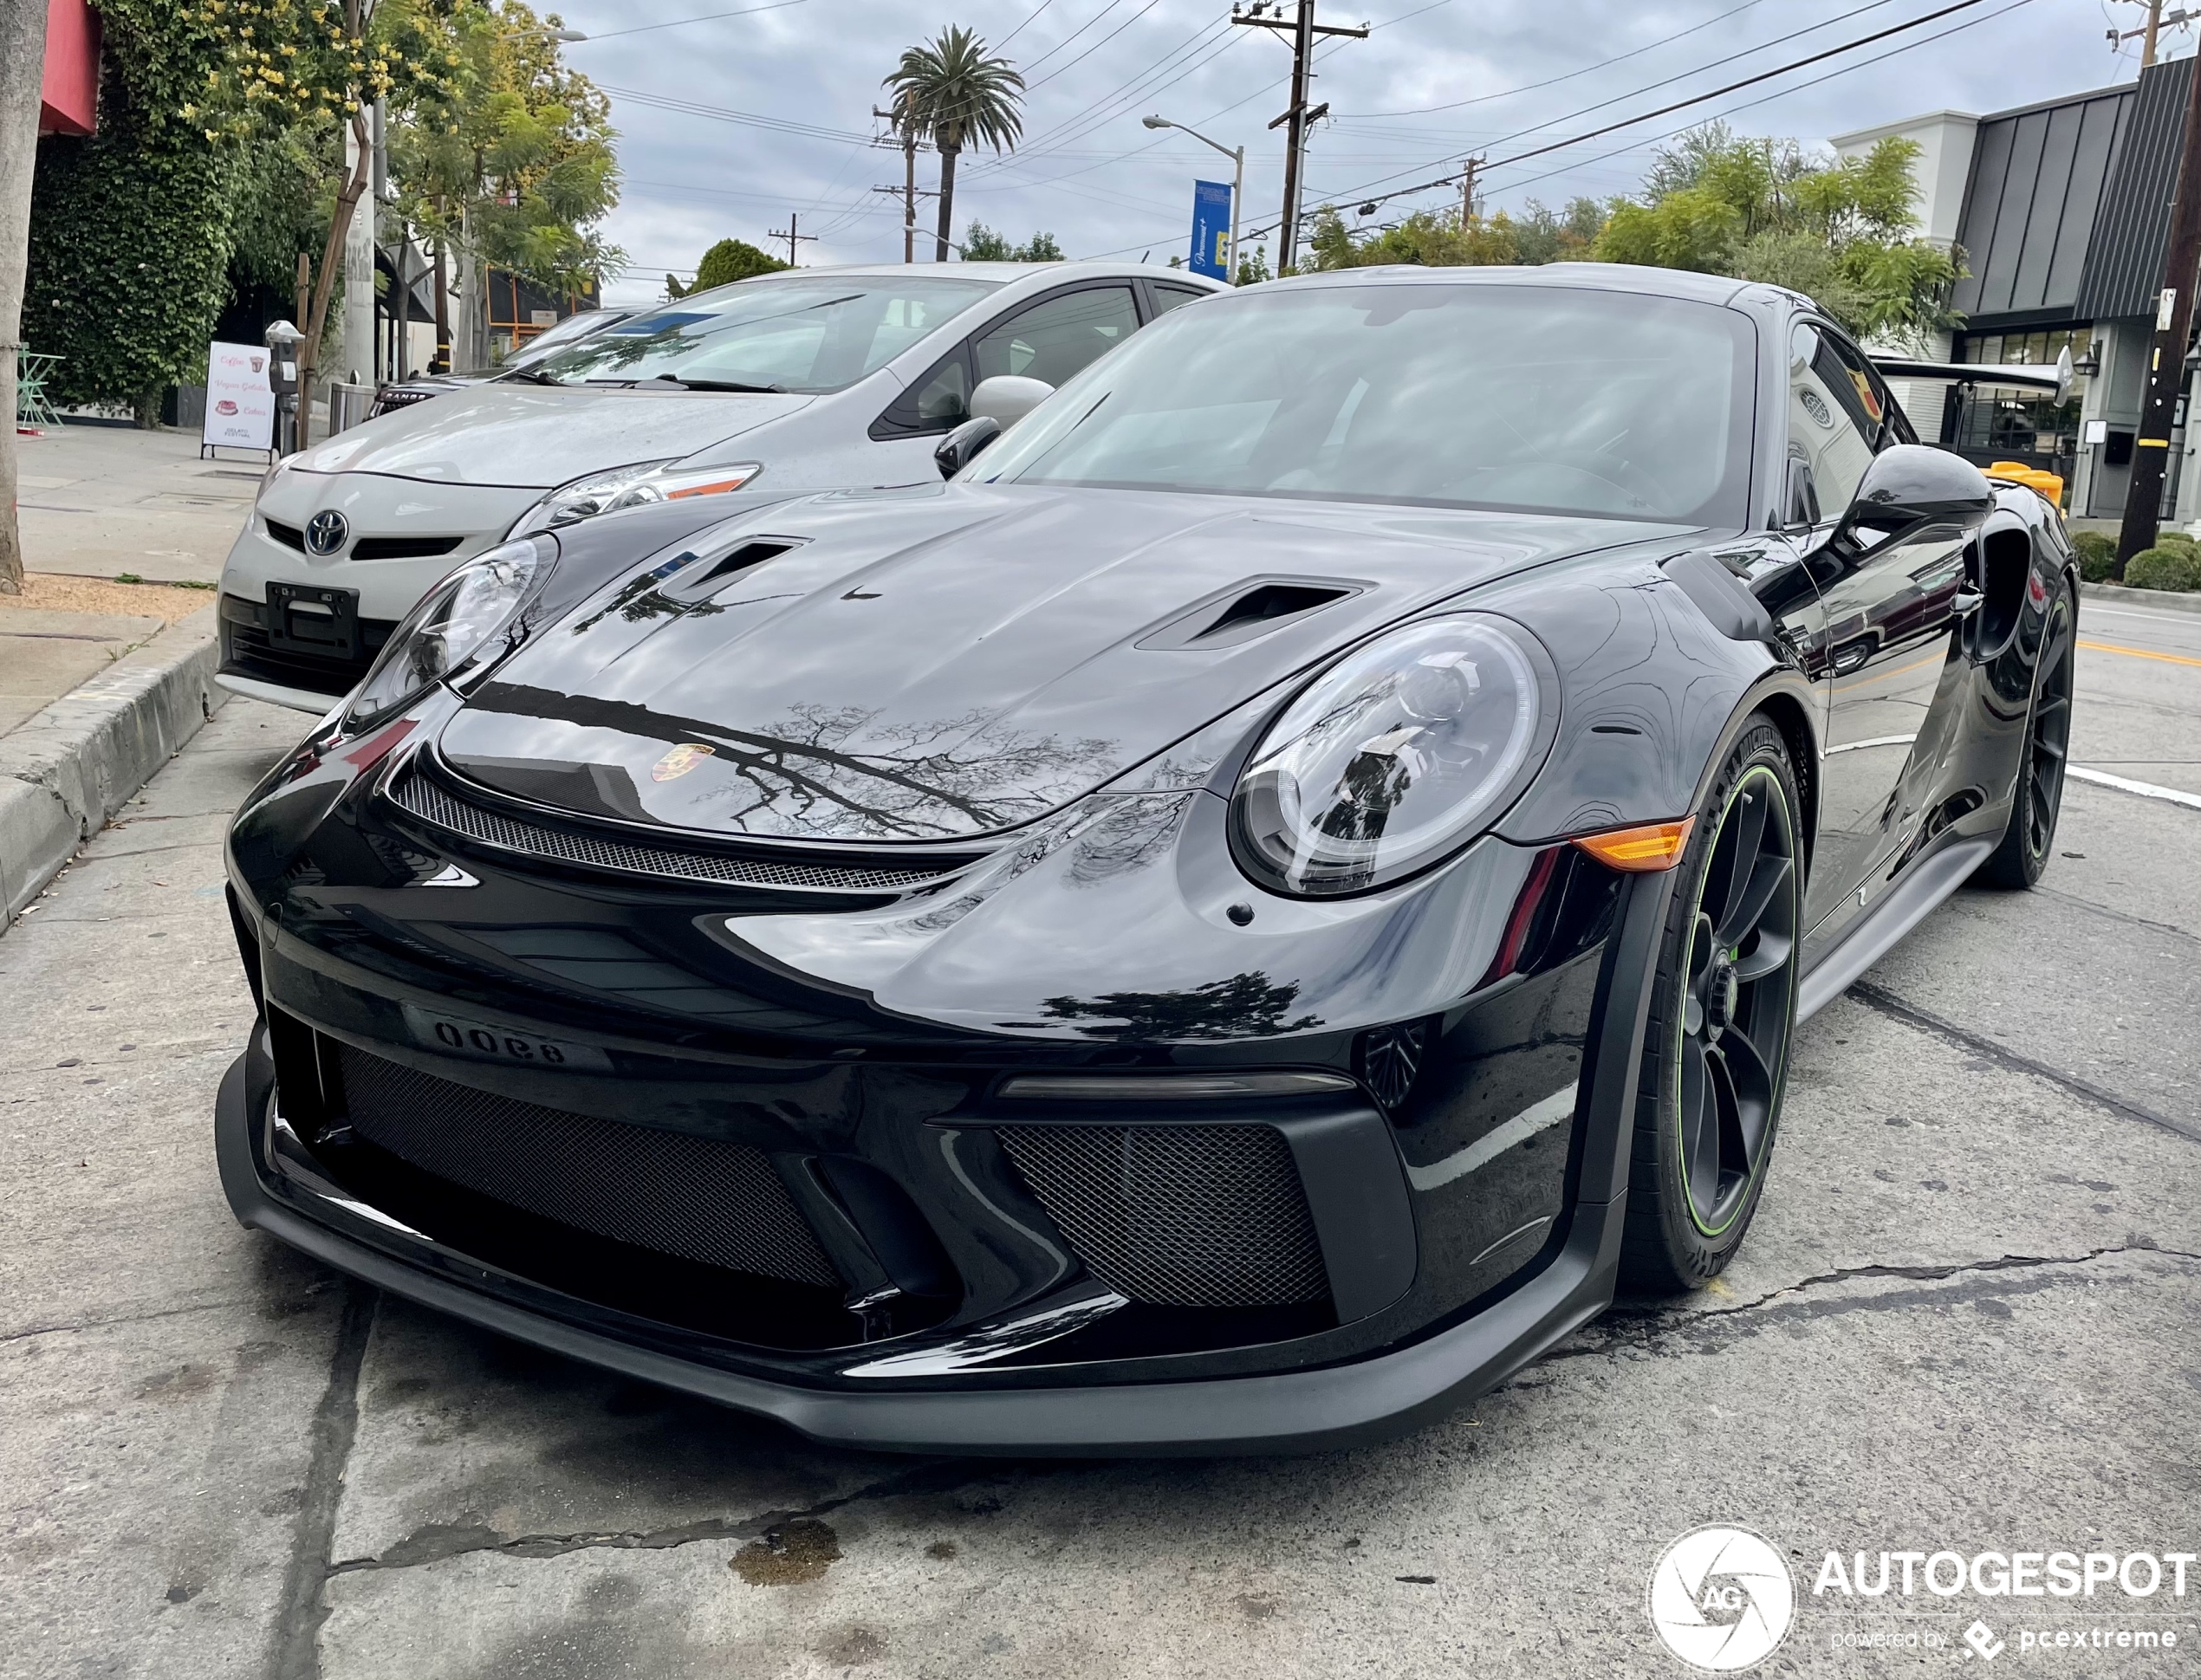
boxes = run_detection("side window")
[1788,322,1877,521]
[972,286,1139,387]
[870,347,972,438]
[1150,283,1206,316]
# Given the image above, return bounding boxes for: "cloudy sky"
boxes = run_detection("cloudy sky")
[544,0,2170,306]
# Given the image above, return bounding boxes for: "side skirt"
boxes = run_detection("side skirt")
[1795,836,1996,1023]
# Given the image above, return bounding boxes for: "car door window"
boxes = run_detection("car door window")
[973,287,1139,387]
[1788,321,1878,519]
[871,346,973,438]
[1150,283,1207,316]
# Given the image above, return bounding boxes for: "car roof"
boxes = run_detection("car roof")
[1258,262,1783,310]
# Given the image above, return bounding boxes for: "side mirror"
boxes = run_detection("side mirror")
[1840,444,1994,543]
[935,415,1001,480]
[969,374,1055,430]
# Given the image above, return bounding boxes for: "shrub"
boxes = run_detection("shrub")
[2069,529,2118,582]
[2123,545,2201,591]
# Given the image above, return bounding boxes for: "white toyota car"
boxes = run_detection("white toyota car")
[217,262,1223,711]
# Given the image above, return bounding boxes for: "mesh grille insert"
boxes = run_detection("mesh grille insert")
[997,1124,1329,1308]
[337,1045,841,1288]
[387,763,958,892]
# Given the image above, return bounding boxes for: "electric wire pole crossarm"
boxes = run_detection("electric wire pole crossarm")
[1143,114,1243,283]
[769,214,820,268]
[1232,0,1368,274]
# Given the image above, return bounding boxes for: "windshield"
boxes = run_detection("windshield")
[530,275,1002,392]
[973,282,1755,522]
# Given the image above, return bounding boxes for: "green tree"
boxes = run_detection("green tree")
[678,237,788,295]
[395,3,623,366]
[24,0,237,426]
[1305,204,1524,269]
[1233,244,1271,287]
[958,222,1060,261]
[1512,197,1605,264]
[883,27,1023,263]
[1594,123,1963,348]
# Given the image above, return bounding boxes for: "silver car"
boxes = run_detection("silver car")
[217,262,1223,711]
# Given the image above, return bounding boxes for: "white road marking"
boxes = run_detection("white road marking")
[2068,766,2201,810]
[1405,1084,1579,1191]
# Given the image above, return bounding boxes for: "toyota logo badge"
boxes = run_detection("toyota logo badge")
[304,510,349,556]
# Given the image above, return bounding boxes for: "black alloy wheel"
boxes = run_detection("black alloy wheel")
[1620,719,1803,1292]
[1977,579,2076,890]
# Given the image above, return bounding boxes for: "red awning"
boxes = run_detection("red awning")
[39,0,101,138]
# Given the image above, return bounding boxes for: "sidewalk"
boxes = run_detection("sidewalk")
[16,420,256,585]
[3,424,255,917]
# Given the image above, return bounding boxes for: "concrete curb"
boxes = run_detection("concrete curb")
[0,604,228,919]
[2081,581,2201,616]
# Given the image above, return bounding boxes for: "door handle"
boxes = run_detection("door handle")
[1951,588,1983,617]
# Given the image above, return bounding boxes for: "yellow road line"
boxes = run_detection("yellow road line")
[2078,638,2201,668]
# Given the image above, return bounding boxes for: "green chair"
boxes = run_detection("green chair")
[16,351,63,428]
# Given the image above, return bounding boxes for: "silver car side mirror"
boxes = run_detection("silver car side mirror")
[969,374,1055,430]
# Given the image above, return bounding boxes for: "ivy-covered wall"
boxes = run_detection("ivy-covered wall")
[24,1,237,421]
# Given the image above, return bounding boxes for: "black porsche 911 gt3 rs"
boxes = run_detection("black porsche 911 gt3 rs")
[216,264,2077,1454]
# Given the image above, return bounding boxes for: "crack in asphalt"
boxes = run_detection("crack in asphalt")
[269,1284,376,1680]
[1549,1242,2198,1365]
[2033,883,2201,947]
[323,1460,987,1579]
[1846,981,2200,1144]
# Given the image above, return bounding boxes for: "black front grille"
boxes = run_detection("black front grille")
[337,1045,841,1288]
[266,517,307,552]
[219,603,397,696]
[387,762,964,893]
[353,535,464,561]
[998,1124,1329,1308]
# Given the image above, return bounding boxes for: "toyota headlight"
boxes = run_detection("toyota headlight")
[1230,615,1556,897]
[347,540,546,728]
[516,459,763,533]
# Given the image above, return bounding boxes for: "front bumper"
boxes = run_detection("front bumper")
[216,1048,1627,1454]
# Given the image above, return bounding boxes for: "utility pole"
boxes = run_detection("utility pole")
[2118,55,2201,564]
[2108,1,2194,63]
[1233,0,1367,274]
[769,213,819,269]
[1459,155,1482,224]
[872,106,936,263]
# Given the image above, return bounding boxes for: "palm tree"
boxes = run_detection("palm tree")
[883,28,1024,263]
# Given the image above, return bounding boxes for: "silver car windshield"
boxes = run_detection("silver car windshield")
[974,282,1756,523]
[529,276,1002,393]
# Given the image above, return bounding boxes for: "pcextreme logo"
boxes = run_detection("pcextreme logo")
[1647,1526,1796,1671]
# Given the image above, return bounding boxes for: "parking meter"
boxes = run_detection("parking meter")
[263,319,303,453]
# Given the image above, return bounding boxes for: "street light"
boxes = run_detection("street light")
[1144,113,1243,284]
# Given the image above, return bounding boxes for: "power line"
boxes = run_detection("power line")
[997,0,1065,49]
[1254,0,2010,235]
[1028,0,1174,91]
[1318,0,1906,204]
[1346,0,1773,119]
[580,0,808,41]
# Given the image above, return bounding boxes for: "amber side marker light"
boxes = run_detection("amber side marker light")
[1573,818,1695,872]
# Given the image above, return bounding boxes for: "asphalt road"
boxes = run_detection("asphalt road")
[3,592,2196,1679]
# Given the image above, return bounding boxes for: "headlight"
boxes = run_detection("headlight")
[347,540,545,728]
[518,459,763,532]
[1230,614,1555,897]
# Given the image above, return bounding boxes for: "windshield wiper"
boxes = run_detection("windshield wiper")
[498,367,565,385]
[635,373,788,394]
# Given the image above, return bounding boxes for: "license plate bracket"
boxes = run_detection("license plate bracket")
[268,581,361,660]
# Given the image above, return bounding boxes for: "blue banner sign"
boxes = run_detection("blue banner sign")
[1188,179,1233,279]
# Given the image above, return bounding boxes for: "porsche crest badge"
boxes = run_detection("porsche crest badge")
[651,743,716,782]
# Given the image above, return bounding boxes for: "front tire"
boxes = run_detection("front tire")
[1975,578,2075,891]
[1618,719,1803,1294]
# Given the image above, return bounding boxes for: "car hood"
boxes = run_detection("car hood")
[438,484,1695,843]
[289,383,810,490]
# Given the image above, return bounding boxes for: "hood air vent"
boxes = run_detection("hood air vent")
[1136,575,1366,651]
